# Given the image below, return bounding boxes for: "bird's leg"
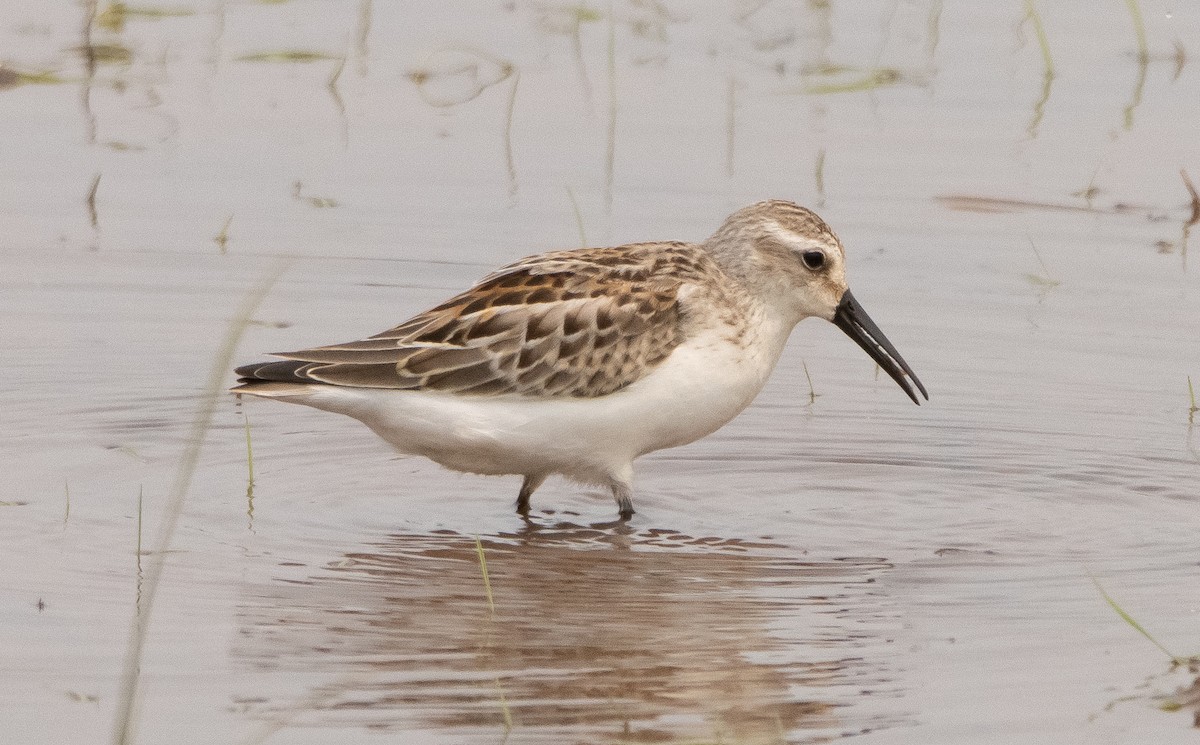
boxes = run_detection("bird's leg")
[516,474,545,515]
[607,464,636,520]
[612,483,635,520]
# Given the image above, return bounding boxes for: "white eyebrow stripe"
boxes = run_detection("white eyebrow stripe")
[764,221,832,254]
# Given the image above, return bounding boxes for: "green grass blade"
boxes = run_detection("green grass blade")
[112,261,290,745]
[1091,577,1180,662]
[475,536,496,616]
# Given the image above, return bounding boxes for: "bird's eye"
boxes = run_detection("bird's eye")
[801,250,825,270]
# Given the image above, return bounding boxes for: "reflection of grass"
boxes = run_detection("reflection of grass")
[494,677,514,734]
[1171,40,1186,81]
[237,50,339,63]
[473,536,511,731]
[1093,577,1197,667]
[243,413,256,496]
[136,486,143,566]
[87,174,101,230]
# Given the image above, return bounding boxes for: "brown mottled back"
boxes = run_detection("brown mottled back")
[235,242,724,398]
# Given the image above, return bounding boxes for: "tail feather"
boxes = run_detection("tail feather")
[233,360,325,397]
[235,359,318,384]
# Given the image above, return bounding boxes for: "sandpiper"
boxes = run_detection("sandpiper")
[233,200,927,519]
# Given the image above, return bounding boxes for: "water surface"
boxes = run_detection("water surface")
[2,2,1198,743]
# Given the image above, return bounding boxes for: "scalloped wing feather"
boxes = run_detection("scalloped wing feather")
[239,242,719,398]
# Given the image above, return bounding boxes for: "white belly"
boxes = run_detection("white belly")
[288,323,790,485]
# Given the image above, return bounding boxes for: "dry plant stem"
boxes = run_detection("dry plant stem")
[111,262,290,745]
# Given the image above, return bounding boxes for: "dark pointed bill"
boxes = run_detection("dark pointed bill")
[831,289,928,405]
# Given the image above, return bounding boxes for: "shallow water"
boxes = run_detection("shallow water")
[2,2,1199,744]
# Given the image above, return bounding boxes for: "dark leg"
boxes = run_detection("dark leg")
[516,474,545,515]
[612,482,635,520]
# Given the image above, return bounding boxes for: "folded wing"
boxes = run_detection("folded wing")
[235,243,707,398]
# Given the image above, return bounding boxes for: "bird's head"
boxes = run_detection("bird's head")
[705,200,928,405]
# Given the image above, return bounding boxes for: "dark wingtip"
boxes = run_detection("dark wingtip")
[234,360,315,384]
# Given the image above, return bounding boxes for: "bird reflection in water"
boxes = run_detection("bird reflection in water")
[233,519,905,743]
